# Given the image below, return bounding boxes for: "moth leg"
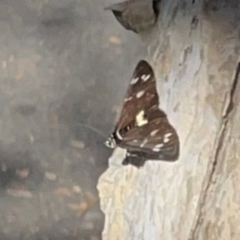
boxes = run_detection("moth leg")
[122,151,146,168]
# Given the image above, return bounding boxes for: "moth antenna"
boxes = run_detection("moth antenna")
[73,123,107,138]
[48,117,107,138]
[50,122,107,138]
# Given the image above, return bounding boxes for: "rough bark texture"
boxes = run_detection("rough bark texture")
[98,0,240,239]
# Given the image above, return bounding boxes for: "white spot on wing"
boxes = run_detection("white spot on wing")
[164,137,170,143]
[141,74,151,82]
[164,133,172,143]
[153,143,164,152]
[133,139,138,143]
[136,90,145,98]
[150,129,159,136]
[124,97,132,102]
[136,110,148,127]
[140,139,148,148]
[116,130,123,140]
[165,133,172,138]
[130,77,139,85]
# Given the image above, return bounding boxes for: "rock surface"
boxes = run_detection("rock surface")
[98,1,240,239]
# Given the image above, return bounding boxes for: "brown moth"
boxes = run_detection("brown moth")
[105,60,180,168]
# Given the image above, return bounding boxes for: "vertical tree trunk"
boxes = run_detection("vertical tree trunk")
[98,0,240,239]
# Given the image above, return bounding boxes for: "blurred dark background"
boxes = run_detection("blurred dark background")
[0,0,146,239]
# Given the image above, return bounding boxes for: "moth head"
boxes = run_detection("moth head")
[105,135,116,149]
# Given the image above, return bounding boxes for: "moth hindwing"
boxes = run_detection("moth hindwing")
[105,60,180,168]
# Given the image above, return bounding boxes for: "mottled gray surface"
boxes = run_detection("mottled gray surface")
[0,0,146,239]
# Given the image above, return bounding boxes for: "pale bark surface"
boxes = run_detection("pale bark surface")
[98,0,240,239]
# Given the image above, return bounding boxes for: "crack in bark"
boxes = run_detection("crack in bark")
[189,62,240,240]
[223,63,240,118]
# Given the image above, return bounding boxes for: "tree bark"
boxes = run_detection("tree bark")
[98,0,240,239]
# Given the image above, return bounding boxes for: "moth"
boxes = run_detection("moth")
[105,60,180,168]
